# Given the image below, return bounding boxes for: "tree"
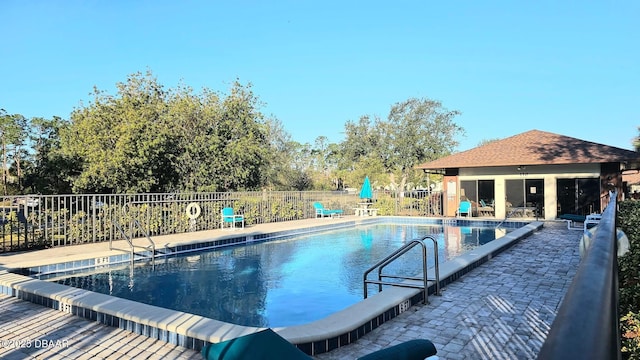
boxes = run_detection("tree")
[60,71,175,193]
[24,116,77,194]
[0,110,29,195]
[477,138,501,147]
[261,118,311,190]
[338,115,388,188]
[308,136,341,190]
[385,97,463,194]
[59,72,271,193]
[211,81,269,191]
[169,81,269,192]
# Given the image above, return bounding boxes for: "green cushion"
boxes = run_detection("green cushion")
[201,329,312,360]
[357,339,437,360]
[558,214,586,222]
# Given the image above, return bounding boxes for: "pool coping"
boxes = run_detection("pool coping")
[0,217,542,355]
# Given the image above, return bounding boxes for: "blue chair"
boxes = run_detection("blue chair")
[201,328,437,360]
[313,202,343,218]
[457,200,472,217]
[221,207,245,229]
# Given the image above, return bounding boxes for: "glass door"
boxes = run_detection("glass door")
[506,179,544,218]
[556,178,601,216]
[525,179,544,218]
[459,180,495,217]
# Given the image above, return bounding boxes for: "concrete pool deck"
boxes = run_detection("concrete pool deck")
[0,217,581,359]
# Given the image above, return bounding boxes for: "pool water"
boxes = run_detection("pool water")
[50,223,510,327]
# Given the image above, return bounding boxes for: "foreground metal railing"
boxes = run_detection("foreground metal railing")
[0,190,444,253]
[537,191,621,359]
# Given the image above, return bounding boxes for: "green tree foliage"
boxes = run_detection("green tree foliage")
[261,120,327,191]
[211,83,269,191]
[0,109,30,194]
[168,82,269,192]
[339,115,387,188]
[60,71,174,193]
[24,116,77,194]
[308,136,341,190]
[6,75,465,194]
[477,138,502,147]
[59,71,270,193]
[339,99,462,193]
[261,118,299,190]
[386,98,463,193]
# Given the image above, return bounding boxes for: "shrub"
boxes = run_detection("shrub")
[618,200,640,359]
[621,312,640,358]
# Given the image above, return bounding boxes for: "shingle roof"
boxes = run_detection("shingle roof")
[416,129,639,170]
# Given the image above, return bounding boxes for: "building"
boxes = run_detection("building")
[416,130,639,220]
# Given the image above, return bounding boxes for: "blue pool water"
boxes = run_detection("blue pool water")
[49,222,512,327]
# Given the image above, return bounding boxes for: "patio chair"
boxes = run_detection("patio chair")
[313,202,343,218]
[560,213,602,231]
[457,200,472,217]
[221,207,245,229]
[478,199,494,216]
[201,328,437,360]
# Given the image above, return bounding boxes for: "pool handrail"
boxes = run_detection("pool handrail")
[363,235,440,304]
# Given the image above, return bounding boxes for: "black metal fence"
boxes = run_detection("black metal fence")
[1,191,443,253]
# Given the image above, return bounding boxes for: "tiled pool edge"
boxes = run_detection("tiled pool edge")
[0,270,262,351]
[1,218,539,356]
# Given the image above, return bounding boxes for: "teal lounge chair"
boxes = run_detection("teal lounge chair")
[457,200,472,217]
[221,207,245,229]
[558,213,586,222]
[201,328,437,360]
[313,202,343,218]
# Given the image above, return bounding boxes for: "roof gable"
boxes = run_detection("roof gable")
[416,129,639,170]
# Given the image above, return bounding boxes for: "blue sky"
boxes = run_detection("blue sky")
[1,1,638,151]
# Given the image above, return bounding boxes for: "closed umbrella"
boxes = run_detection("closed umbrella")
[360,176,373,200]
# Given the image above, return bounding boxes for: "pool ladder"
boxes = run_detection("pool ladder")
[111,219,156,262]
[363,236,440,304]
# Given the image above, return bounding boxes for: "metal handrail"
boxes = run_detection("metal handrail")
[111,201,157,257]
[537,191,620,359]
[110,219,155,258]
[111,221,136,254]
[131,219,156,255]
[363,236,440,304]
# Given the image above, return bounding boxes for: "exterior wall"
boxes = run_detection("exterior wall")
[457,163,602,220]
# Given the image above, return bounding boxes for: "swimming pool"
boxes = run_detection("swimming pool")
[41,220,513,327]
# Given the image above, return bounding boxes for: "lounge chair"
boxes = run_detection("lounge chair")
[313,202,343,218]
[201,328,437,360]
[478,199,494,216]
[221,207,245,229]
[560,213,602,231]
[558,213,586,223]
[457,200,472,217]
